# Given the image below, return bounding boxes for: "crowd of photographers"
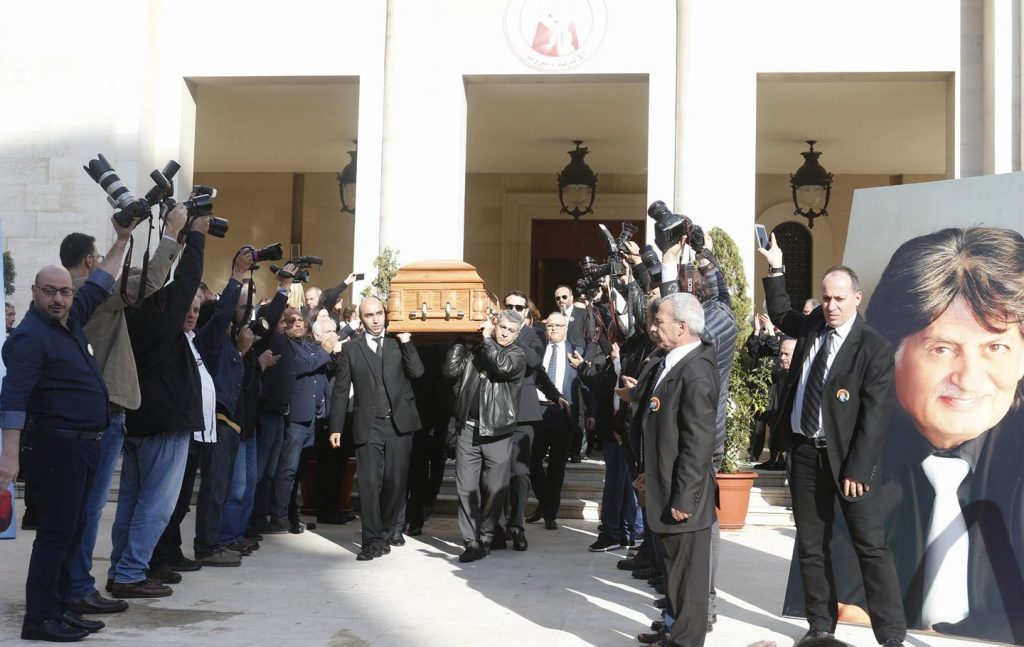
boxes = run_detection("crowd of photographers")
[0,152,747,647]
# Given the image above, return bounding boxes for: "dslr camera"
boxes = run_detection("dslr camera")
[596,222,638,278]
[84,155,179,228]
[647,200,704,254]
[271,255,323,283]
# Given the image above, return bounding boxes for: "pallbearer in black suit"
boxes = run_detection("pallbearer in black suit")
[630,293,718,647]
[759,234,906,647]
[329,297,424,561]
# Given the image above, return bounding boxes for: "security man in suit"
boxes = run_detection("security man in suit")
[329,297,424,561]
[629,292,718,647]
[759,234,906,647]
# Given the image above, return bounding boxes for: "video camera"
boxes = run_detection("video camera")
[647,200,704,254]
[83,154,229,238]
[270,255,323,283]
[596,222,638,277]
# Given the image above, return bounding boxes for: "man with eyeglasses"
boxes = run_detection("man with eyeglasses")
[56,207,185,616]
[554,285,589,350]
[498,290,563,551]
[0,215,140,642]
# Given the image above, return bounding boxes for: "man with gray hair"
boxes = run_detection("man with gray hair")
[443,309,527,563]
[627,292,719,647]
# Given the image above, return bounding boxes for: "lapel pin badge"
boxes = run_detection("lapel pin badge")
[648,396,661,413]
[836,388,850,403]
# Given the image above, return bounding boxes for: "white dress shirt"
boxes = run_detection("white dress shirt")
[790,312,857,439]
[538,341,567,402]
[187,331,217,443]
[654,339,702,392]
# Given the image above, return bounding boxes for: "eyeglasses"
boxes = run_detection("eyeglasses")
[504,303,527,311]
[555,294,571,301]
[37,285,75,297]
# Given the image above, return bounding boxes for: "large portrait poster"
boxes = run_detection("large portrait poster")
[782,173,1024,644]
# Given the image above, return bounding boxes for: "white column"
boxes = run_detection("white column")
[674,0,758,290]
[377,0,467,265]
[983,0,1018,174]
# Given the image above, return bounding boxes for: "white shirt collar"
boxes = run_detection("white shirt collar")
[829,311,857,340]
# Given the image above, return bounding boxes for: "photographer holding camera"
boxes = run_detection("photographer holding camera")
[0,214,143,641]
[56,203,187,616]
[106,214,213,599]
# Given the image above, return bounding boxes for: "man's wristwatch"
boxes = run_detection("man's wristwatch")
[768,265,785,276]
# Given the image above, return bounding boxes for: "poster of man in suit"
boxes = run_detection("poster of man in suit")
[784,224,1024,644]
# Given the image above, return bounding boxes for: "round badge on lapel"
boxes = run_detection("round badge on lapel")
[648,397,661,413]
[836,388,850,403]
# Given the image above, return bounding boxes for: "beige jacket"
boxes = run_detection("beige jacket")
[74,236,181,410]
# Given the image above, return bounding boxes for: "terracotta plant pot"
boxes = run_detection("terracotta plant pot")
[716,471,757,530]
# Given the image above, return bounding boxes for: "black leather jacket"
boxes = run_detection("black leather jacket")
[444,338,526,438]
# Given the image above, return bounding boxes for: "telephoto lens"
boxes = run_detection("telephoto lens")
[207,217,229,238]
[83,154,137,210]
[248,317,271,339]
[252,243,283,262]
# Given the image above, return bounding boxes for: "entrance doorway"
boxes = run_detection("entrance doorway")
[530,219,646,310]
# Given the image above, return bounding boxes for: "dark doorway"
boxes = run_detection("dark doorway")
[771,221,813,307]
[530,219,646,311]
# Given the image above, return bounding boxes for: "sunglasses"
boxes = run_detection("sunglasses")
[504,303,527,311]
[555,294,571,301]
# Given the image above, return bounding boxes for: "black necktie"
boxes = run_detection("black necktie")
[800,328,834,437]
[645,356,667,401]
[374,336,384,357]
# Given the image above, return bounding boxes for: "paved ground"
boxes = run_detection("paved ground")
[0,510,1003,646]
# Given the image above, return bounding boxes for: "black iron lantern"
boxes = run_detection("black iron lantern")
[337,142,357,214]
[557,140,598,221]
[789,140,833,228]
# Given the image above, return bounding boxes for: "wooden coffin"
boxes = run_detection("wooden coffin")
[385,260,498,335]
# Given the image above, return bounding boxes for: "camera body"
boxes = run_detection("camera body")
[177,185,229,238]
[647,200,705,254]
[84,155,180,228]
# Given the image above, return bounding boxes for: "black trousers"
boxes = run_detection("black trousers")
[194,426,239,557]
[504,422,535,531]
[22,432,98,624]
[657,529,712,647]
[151,439,199,569]
[406,424,447,528]
[313,417,345,516]
[529,406,571,521]
[789,438,906,643]
[354,417,412,548]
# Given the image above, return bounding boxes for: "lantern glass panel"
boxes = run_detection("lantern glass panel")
[795,185,825,212]
[563,184,591,208]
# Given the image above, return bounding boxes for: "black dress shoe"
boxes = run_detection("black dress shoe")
[653,582,666,595]
[356,546,377,561]
[650,620,665,632]
[21,618,88,642]
[406,524,423,536]
[69,590,128,614]
[458,543,486,563]
[316,512,353,525]
[525,509,543,523]
[544,519,558,530]
[616,557,651,571]
[388,534,406,547]
[147,565,182,584]
[881,639,903,647]
[647,575,664,587]
[490,530,507,550]
[167,557,202,572]
[59,611,104,633]
[632,566,657,580]
[797,629,835,645]
[637,629,668,644]
[510,529,528,551]
[379,542,391,555]
[653,596,668,609]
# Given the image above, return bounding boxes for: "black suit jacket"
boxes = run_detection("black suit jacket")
[879,411,1024,643]
[514,324,560,423]
[329,333,424,444]
[764,275,895,497]
[636,338,719,534]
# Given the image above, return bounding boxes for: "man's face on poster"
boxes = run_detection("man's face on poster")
[894,298,1024,450]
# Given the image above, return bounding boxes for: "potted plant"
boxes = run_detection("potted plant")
[708,227,773,529]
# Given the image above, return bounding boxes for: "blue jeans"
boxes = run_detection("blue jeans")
[598,439,642,541]
[221,437,257,544]
[108,432,190,584]
[68,411,125,598]
[250,411,284,528]
[271,421,314,520]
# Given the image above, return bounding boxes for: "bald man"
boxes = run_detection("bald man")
[0,217,137,641]
[329,298,424,560]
